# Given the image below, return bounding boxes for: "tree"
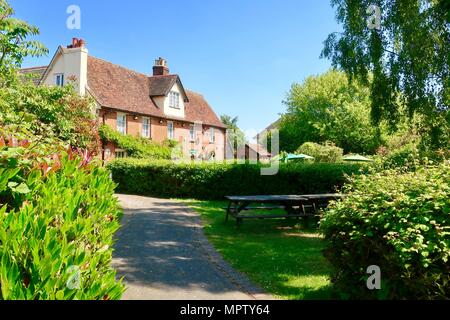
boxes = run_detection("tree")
[220,115,239,130]
[221,114,246,158]
[279,70,382,154]
[322,0,449,149]
[0,0,47,77]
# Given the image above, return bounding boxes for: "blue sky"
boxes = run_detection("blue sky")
[12,0,340,133]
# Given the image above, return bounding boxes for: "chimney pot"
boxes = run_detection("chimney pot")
[68,38,85,49]
[153,57,169,76]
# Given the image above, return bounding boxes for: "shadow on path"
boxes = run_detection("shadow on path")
[112,195,271,300]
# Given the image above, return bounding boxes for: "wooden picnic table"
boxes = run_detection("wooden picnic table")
[224,194,343,225]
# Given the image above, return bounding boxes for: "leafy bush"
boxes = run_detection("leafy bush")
[0,151,125,300]
[297,142,344,163]
[107,158,365,200]
[381,143,421,169]
[99,125,173,160]
[0,81,100,155]
[320,162,450,299]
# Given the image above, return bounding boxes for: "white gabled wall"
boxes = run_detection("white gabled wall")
[41,47,88,96]
[163,82,185,118]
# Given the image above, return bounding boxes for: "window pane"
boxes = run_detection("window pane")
[117,114,126,134]
[142,118,150,137]
[55,74,64,87]
[190,125,195,141]
[210,128,215,143]
[169,91,180,109]
[168,122,174,139]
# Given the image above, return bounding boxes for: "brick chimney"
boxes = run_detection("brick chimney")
[63,38,88,96]
[153,57,169,76]
[67,38,86,49]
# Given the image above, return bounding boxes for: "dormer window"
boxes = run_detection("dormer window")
[55,74,64,87]
[169,91,180,109]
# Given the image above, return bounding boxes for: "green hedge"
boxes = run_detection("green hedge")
[99,125,173,159]
[107,158,365,200]
[320,162,450,299]
[0,153,125,300]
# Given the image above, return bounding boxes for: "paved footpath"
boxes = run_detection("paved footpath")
[112,194,273,300]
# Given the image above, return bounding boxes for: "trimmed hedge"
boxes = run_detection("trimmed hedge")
[320,162,450,299]
[107,158,365,200]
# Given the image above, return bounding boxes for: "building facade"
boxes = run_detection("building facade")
[26,38,227,161]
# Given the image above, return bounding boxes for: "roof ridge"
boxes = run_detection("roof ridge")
[186,89,203,96]
[88,55,151,79]
[20,66,48,71]
[89,55,181,80]
[149,74,179,78]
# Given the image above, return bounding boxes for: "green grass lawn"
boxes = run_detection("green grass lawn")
[184,200,334,300]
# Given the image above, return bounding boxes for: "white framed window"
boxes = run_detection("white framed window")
[167,121,174,140]
[189,124,195,142]
[169,91,180,109]
[115,150,127,159]
[55,74,64,87]
[117,113,127,134]
[142,117,151,138]
[210,127,215,143]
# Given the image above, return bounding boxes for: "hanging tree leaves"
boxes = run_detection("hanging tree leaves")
[0,0,48,74]
[322,0,449,148]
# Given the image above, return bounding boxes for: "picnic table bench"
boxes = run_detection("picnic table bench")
[224,194,343,225]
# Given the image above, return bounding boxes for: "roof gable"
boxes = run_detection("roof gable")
[38,46,64,85]
[148,75,189,102]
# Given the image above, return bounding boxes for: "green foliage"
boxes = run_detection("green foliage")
[220,114,246,153]
[381,144,421,170]
[0,0,48,80]
[297,142,344,163]
[0,79,100,154]
[0,153,125,300]
[98,125,173,160]
[107,158,365,200]
[280,70,382,154]
[320,162,450,299]
[322,0,449,148]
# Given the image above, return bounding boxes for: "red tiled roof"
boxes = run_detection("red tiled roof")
[19,66,47,85]
[148,74,177,96]
[87,56,226,128]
